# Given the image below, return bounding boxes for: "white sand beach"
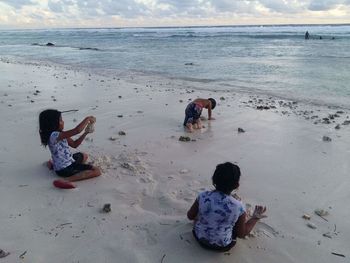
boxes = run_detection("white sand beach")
[0,60,349,263]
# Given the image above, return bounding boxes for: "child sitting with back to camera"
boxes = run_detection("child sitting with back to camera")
[187,162,267,251]
[183,98,216,132]
[39,109,101,189]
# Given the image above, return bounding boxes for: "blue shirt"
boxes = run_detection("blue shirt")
[48,131,74,171]
[194,191,245,247]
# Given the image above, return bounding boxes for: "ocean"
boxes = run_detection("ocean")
[1,25,350,108]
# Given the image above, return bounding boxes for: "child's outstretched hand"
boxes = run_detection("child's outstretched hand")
[252,205,267,219]
[89,116,96,124]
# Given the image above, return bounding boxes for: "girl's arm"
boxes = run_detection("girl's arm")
[57,116,94,141]
[235,206,267,238]
[187,199,199,220]
[67,131,89,148]
[207,100,214,120]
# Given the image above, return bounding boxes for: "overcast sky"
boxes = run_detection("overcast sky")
[0,0,349,28]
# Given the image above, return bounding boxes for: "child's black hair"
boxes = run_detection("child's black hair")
[39,109,61,146]
[208,98,216,110]
[212,162,240,194]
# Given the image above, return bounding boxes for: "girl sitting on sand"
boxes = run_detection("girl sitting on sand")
[39,109,101,189]
[187,162,266,251]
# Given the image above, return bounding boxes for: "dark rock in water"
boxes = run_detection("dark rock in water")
[238,128,245,133]
[322,136,332,142]
[79,47,99,51]
[179,136,191,142]
[102,203,111,213]
[31,43,39,46]
[46,42,55,46]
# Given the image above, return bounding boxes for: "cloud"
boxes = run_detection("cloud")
[0,0,350,28]
[308,0,347,11]
[0,0,35,9]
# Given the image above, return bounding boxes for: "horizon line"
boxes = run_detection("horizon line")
[1,22,350,31]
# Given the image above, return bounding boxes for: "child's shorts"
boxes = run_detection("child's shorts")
[192,229,237,252]
[56,153,93,178]
[183,102,203,126]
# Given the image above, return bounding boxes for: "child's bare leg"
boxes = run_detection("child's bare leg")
[186,123,194,132]
[82,153,88,163]
[66,166,101,182]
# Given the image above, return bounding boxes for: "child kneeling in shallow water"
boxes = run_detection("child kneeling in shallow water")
[39,109,101,189]
[187,162,266,251]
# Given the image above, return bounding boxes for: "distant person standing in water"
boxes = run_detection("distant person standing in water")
[305,31,310,40]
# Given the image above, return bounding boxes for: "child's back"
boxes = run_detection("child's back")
[194,190,245,247]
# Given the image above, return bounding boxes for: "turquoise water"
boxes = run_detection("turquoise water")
[1,25,350,107]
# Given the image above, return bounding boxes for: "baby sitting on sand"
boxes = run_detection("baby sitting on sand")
[187,162,267,251]
[183,98,216,132]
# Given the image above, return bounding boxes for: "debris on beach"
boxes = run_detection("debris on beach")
[179,169,189,174]
[323,233,332,239]
[118,131,126,136]
[302,214,311,220]
[322,136,332,142]
[179,99,183,103]
[220,97,225,100]
[179,136,191,142]
[331,252,345,258]
[109,136,117,141]
[238,127,245,133]
[101,203,111,213]
[307,223,317,229]
[0,249,10,258]
[121,162,136,171]
[314,209,329,217]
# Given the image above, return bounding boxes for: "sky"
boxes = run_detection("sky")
[0,0,350,28]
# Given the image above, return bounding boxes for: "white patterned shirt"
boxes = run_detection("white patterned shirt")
[48,131,74,171]
[194,191,245,247]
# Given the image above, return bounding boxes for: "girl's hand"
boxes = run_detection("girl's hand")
[88,116,96,124]
[252,206,267,219]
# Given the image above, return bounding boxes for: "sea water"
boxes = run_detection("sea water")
[0,25,350,108]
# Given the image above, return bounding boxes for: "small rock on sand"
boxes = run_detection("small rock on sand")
[238,128,245,133]
[0,249,10,258]
[109,136,117,141]
[322,136,332,142]
[102,203,111,213]
[118,131,126,136]
[302,214,311,220]
[179,136,191,142]
[307,223,317,229]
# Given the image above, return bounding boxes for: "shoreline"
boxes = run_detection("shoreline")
[2,56,350,111]
[0,60,349,262]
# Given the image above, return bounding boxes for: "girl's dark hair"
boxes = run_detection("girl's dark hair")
[212,162,241,194]
[39,109,61,146]
[208,98,216,110]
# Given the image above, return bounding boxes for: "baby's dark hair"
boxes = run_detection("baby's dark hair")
[208,98,216,110]
[212,162,241,194]
[39,109,61,146]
